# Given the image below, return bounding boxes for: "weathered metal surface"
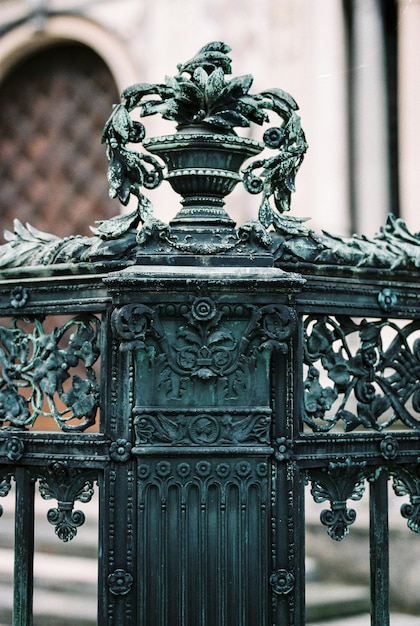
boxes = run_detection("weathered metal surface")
[0,41,418,626]
[101,264,302,624]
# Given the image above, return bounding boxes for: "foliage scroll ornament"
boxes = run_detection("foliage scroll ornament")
[113,298,296,363]
[133,407,272,447]
[0,314,100,431]
[112,298,296,408]
[38,462,96,542]
[303,315,420,432]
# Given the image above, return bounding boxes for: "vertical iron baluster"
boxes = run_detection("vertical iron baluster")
[370,468,390,626]
[13,467,35,626]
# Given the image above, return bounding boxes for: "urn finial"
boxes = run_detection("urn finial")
[101,41,308,264]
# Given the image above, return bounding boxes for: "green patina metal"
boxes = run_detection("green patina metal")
[0,41,419,625]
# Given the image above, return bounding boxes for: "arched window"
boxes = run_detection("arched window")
[0,42,120,240]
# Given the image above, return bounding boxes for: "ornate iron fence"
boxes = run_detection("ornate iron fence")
[0,42,419,625]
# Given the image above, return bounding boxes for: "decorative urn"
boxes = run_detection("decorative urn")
[101,42,308,264]
[143,129,262,228]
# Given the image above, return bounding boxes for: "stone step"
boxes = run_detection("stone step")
[0,562,417,622]
[0,548,97,595]
[0,583,97,626]
[306,582,370,622]
[0,548,97,626]
[312,613,420,626]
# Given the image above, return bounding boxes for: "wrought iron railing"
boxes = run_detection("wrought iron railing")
[0,41,419,625]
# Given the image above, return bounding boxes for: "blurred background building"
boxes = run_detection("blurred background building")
[0,0,417,242]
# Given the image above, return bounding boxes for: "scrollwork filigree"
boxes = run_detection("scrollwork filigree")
[303,315,420,432]
[0,314,101,431]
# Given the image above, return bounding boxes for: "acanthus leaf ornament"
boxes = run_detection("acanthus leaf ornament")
[38,462,96,542]
[308,458,366,541]
[271,212,420,273]
[391,464,420,533]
